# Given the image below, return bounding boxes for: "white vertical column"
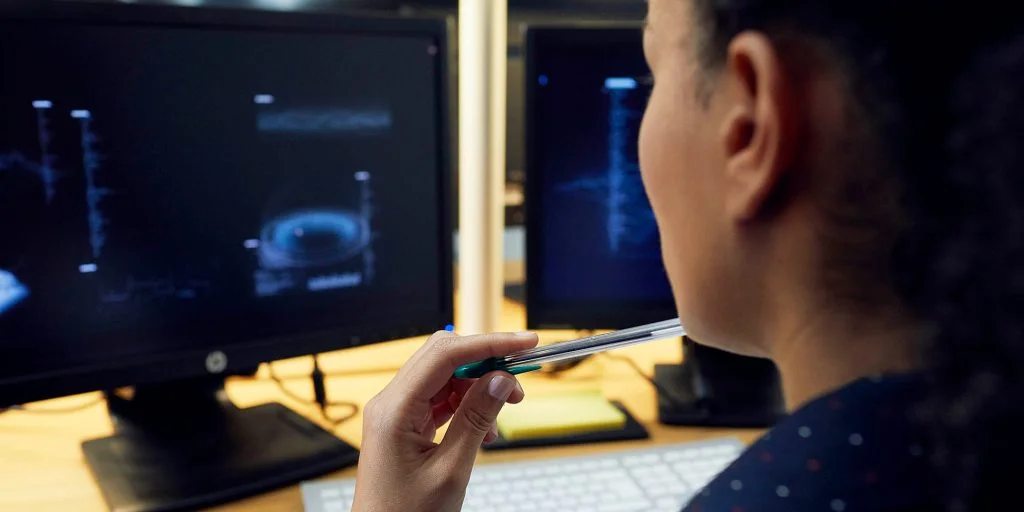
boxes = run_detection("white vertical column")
[458,0,507,333]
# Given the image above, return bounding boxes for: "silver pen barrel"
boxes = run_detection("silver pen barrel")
[502,318,684,368]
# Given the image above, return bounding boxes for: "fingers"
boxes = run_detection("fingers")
[438,371,520,469]
[431,379,523,430]
[396,331,538,402]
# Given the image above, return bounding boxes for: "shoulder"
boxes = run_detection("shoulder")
[682,375,938,512]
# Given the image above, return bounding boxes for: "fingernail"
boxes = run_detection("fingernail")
[514,380,524,395]
[514,331,535,338]
[488,375,515,401]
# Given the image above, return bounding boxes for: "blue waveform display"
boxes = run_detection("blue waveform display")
[0,269,28,315]
[555,78,658,257]
[0,102,112,263]
[73,110,111,260]
[0,101,61,204]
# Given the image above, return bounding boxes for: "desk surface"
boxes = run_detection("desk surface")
[0,298,762,512]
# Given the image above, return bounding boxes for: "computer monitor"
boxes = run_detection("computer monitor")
[524,25,785,429]
[0,2,452,509]
[524,25,674,330]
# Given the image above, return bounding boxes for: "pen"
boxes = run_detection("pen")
[453,318,685,379]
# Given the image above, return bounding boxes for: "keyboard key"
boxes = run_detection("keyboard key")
[664,450,685,461]
[644,485,676,497]
[595,469,629,481]
[610,483,644,498]
[657,497,683,509]
[559,497,579,508]
[597,501,653,511]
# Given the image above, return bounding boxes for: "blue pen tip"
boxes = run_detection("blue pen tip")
[444,324,455,332]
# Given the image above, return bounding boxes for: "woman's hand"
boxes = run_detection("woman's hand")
[352,330,539,512]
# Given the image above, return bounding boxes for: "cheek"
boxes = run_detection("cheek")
[639,89,698,292]
[638,85,722,341]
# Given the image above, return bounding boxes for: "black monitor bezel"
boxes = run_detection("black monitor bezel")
[523,23,677,330]
[0,1,454,407]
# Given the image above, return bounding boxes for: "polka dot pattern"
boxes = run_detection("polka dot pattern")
[680,374,935,512]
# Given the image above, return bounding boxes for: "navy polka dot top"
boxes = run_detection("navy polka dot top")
[682,374,938,512]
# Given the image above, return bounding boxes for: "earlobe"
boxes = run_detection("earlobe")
[720,32,797,222]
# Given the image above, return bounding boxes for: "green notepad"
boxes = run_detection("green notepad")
[496,390,627,441]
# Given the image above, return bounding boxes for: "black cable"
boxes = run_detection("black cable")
[269,366,402,382]
[600,352,688,408]
[266,358,359,427]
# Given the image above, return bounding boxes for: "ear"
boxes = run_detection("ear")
[718,32,800,221]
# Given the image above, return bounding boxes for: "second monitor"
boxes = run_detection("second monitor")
[524,25,675,330]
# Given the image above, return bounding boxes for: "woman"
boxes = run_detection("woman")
[353,0,1024,510]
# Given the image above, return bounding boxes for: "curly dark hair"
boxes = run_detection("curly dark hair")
[689,0,1024,509]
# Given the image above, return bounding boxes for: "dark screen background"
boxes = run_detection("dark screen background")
[530,30,673,305]
[0,21,447,380]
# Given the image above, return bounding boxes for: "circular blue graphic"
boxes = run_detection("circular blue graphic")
[259,209,369,268]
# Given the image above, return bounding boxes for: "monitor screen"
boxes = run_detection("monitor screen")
[525,26,676,329]
[0,5,452,404]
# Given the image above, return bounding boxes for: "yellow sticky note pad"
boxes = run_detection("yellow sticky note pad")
[496,390,626,441]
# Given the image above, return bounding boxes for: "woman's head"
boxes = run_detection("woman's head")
[640,0,914,356]
[640,0,1024,507]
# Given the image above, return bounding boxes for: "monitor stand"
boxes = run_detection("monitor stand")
[654,337,787,428]
[81,376,360,512]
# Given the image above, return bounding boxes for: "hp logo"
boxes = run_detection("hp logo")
[205,351,228,374]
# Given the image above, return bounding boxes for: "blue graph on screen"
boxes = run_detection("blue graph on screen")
[0,101,61,204]
[0,102,111,261]
[556,78,658,257]
[72,110,111,259]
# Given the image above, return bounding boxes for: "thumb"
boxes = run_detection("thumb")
[438,372,517,467]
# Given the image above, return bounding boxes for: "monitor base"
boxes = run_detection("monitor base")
[655,338,786,428]
[82,378,359,512]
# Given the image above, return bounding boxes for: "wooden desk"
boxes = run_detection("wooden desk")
[0,298,762,512]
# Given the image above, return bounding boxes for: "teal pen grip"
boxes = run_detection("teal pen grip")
[453,358,542,379]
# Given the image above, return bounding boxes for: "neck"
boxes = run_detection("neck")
[769,301,923,410]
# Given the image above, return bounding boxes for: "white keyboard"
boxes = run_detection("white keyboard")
[301,438,744,512]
